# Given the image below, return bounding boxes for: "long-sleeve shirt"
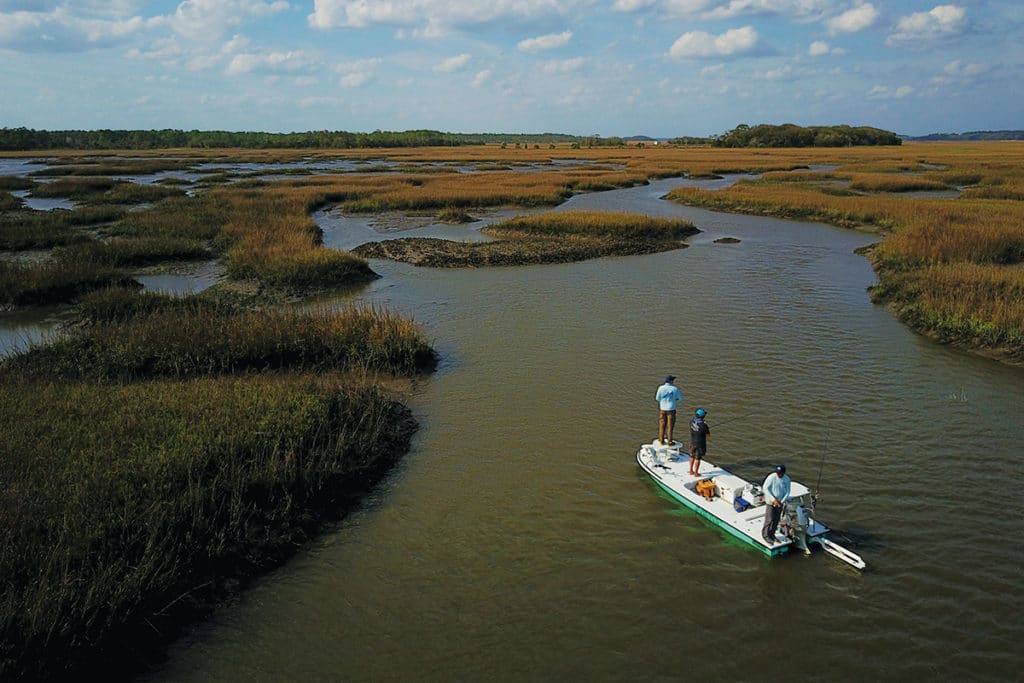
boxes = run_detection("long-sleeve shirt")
[655,383,682,411]
[762,473,792,507]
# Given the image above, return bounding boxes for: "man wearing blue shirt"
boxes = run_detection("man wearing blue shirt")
[762,464,792,544]
[655,375,683,445]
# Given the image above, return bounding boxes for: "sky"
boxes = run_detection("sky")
[0,1,1021,137]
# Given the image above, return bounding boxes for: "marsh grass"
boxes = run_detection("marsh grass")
[107,195,228,241]
[354,211,697,267]
[0,175,35,191]
[0,206,125,250]
[30,176,119,198]
[28,177,185,205]
[0,374,418,681]
[54,237,212,267]
[0,192,22,211]
[30,158,194,176]
[5,292,437,381]
[0,259,136,306]
[436,207,477,223]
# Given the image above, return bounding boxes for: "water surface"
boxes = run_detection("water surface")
[144,180,1024,682]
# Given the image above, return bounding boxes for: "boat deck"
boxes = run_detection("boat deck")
[636,440,828,556]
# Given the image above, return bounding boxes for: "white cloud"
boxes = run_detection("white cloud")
[309,0,579,32]
[702,0,834,21]
[225,49,309,76]
[808,40,829,56]
[222,34,250,53]
[886,5,966,46]
[339,71,370,88]
[808,39,845,56]
[336,57,380,74]
[669,25,758,59]
[944,60,987,78]
[612,0,657,11]
[517,30,572,52]
[868,84,914,99]
[541,56,587,73]
[434,53,471,72]
[164,0,289,43]
[827,2,878,34]
[933,59,988,85]
[472,69,492,87]
[763,65,794,80]
[662,0,833,21]
[0,6,152,51]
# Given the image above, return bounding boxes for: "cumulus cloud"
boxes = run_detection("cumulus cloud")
[163,0,290,43]
[517,30,571,52]
[309,0,578,32]
[662,0,833,22]
[433,53,471,73]
[827,2,878,34]
[669,25,758,59]
[472,69,491,87]
[612,0,656,10]
[334,56,379,87]
[868,84,914,99]
[0,6,152,51]
[540,56,587,73]
[808,39,845,56]
[762,65,794,80]
[225,49,309,76]
[933,59,988,84]
[886,4,966,46]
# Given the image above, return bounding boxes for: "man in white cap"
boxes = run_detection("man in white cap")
[762,464,792,544]
[655,375,683,445]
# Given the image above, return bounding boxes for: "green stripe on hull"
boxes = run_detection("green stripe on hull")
[649,474,789,558]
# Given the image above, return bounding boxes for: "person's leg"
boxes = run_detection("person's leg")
[658,411,667,443]
[666,410,676,443]
[762,504,780,542]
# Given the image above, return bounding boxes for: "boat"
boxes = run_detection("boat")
[636,439,866,570]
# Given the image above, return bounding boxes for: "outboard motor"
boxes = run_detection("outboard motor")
[783,500,813,555]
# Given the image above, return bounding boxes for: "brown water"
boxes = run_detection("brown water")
[139,179,1022,682]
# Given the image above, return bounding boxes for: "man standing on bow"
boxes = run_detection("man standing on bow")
[762,464,792,545]
[688,408,710,476]
[655,375,683,445]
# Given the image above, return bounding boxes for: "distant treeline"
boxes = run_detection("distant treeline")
[449,132,578,144]
[0,127,470,151]
[713,124,902,147]
[0,127,586,151]
[907,130,1024,142]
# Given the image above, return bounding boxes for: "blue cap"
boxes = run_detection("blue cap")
[665,374,675,382]
[695,408,706,417]
[775,464,786,475]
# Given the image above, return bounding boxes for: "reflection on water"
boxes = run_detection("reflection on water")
[0,307,70,356]
[146,179,1024,683]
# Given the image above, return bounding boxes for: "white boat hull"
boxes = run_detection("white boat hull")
[636,440,832,559]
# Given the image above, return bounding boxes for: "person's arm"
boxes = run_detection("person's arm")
[778,479,791,506]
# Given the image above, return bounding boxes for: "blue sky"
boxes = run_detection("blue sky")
[1,1,1021,137]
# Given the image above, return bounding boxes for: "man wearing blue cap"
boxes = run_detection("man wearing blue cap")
[688,408,710,476]
[655,375,683,445]
[762,464,792,544]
